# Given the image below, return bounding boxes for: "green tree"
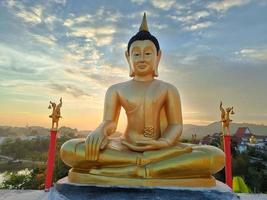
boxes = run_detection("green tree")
[0,169,33,189]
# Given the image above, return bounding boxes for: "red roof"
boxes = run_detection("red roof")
[235,127,251,138]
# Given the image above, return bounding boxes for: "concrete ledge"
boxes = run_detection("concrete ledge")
[50,177,240,200]
[1,189,267,200]
[0,189,48,200]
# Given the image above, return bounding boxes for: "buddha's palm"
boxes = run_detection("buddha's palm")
[122,138,169,152]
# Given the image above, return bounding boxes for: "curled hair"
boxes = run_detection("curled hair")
[127,31,160,54]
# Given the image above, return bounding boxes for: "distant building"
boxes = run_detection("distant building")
[199,132,222,147]
[233,127,267,152]
[191,134,199,144]
[200,134,213,145]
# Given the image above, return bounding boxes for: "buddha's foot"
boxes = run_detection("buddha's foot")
[89,166,147,178]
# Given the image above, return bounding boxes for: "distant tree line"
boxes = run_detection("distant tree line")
[0,132,75,189]
[0,131,266,192]
[0,138,49,161]
[210,137,267,193]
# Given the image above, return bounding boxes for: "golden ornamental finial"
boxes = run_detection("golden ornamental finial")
[48,97,62,131]
[219,101,234,135]
[139,12,149,32]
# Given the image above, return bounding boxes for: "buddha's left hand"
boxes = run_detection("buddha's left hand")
[122,139,169,151]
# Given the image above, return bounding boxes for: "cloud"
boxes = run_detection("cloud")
[63,7,121,27]
[0,79,53,103]
[150,23,168,30]
[52,0,66,6]
[63,8,121,48]
[67,42,90,53]
[44,15,62,24]
[67,26,116,46]
[126,10,159,19]
[168,10,212,32]
[15,8,42,24]
[105,11,122,23]
[63,52,85,63]
[64,63,128,87]
[207,0,251,12]
[116,42,127,49]
[131,0,146,5]
[0,43,66,79]
[63,15,93,27]
[172,11,210,24]
[63,47,102,66]
[5,1,44,25]
[4,0,64,27]
[184,21,213,31]
[0,79,47,89]
[4,0,23,10]
[49,83,92,98]
[235,48,267,61]
[170,10,214,31]
[150,0,176,11]
[62,38,105,68]
[32,34,57,46]
[84,50,102,64]
[94,35,113,46]
[0,65,37,74]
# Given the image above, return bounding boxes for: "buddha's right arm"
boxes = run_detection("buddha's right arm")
[88,85,121,137]
[161,84,183,145]
[101,85,121,135]
[85,86,121,160]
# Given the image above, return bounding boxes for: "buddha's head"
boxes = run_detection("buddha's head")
[126,13,161,77]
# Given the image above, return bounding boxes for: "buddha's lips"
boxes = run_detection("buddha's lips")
[136,64,148,69]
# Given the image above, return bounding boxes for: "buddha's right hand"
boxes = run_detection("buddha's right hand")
[85,131,108,161]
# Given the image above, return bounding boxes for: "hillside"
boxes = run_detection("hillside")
[0,126,78,138]
[182,122,267,139]
[0,126,49,137]
[0,122,266,140]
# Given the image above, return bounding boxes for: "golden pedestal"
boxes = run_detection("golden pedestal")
[68,169,216,187]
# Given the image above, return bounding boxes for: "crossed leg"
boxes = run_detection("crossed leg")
[60,138,224,178]
[88,145,224,178]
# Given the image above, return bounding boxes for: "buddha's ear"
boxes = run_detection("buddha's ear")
[125,50,135,77]
[154,50,161,77]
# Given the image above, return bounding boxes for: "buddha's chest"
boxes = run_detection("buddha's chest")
[118,82,166,114]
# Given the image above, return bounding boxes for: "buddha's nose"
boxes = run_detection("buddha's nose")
[140,54,145,61]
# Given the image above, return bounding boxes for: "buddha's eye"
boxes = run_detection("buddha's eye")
[134,53,140,57]
[145,52,152,56]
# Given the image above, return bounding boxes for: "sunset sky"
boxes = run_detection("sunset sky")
[0,0,266,131]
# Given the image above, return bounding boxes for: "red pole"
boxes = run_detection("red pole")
[223,135,232,189]
[45,130,57,191]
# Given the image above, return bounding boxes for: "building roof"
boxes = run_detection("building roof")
[235,127,252,138]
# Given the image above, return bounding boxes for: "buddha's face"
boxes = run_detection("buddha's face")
[126,40,161,77]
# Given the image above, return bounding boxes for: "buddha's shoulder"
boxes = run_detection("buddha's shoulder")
[106,81,132,92]
[106,80,179,93]
[156,79,180,92]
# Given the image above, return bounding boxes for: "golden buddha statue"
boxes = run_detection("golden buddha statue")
[60,13,225,187]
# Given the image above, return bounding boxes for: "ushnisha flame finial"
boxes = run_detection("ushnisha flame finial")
[139,12,149,32]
